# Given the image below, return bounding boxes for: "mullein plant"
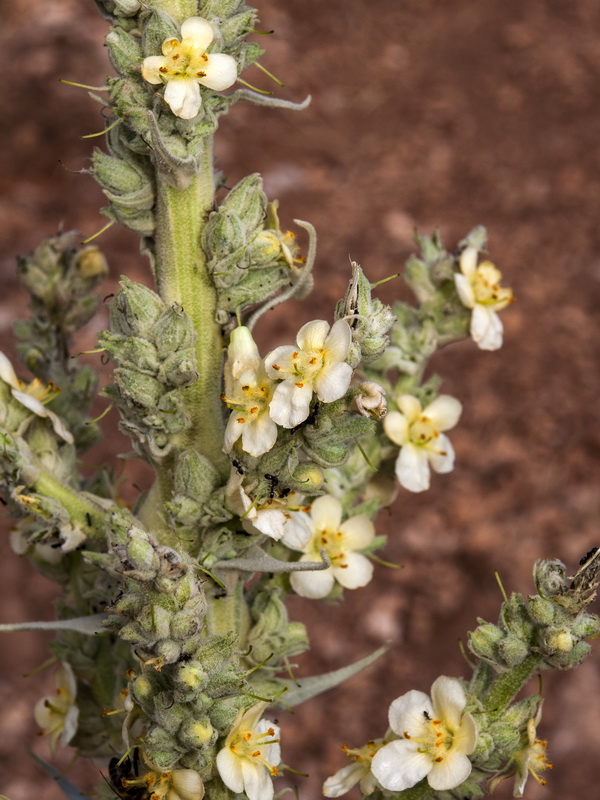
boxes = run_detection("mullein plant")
[0,1,598,799]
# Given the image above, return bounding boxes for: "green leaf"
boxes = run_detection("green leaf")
[278,643,389,708]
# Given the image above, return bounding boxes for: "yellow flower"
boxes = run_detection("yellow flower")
[142,17,237,119]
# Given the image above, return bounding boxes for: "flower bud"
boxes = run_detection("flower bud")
[527,595,556,625]
[178,717,216,748]
[497,634,529,667]
[534,558,567,597]
[154,304,196,358]
[469,622,504,662]
[353,381,387,419]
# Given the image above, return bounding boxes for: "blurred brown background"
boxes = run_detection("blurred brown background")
[2,0,600,798]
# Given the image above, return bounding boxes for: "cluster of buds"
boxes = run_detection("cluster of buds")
[100,278,198,462]
[204,175,309,325]
[323,554,600,799]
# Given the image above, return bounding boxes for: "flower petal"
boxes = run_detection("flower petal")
[241,413,277,458]
[383,410,409,446]
[224,412,244,452]
[141,55,168,84]
[339,514,374,549]
[424,395,462,431]
[280,513,312,550]
[310,494,343,531]
[459,246,478,279]
[323,319,352,362]
[428,433,455,474]
[395,444,430,492]
[200,53,237,91]
[250,508,286,540]
[388,689,434,734]
[314,361,352,403]
[264,345,296,378]
[296,319,330,351]
[471,304,503,350]
[323,763,367,797]
[180,16,214,50]
[430,676,467,730]
[164,77,201,119]
[427,751,472,791]
[216,747,244,794]
[0,352,19,389]
[371,739,431,793]
[269,381,312,428]
[396,394,422,422]
[290,558,335,599]
[240,757,274,800]
[333,551,373,590]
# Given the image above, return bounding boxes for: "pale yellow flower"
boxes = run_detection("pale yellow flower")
[142,17,237,119]
[34,662,79,753]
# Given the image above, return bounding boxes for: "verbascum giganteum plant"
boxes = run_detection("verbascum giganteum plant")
[0,1,597,799]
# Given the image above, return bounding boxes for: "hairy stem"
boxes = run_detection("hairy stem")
[154,138,228,479]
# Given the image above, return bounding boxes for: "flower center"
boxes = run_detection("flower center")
[409,416,440,449]
[160,37,209,80]
[271,348,326,389]
[18,378,59,404]
[404,716,454,763]
[229,726,280,776]
[223,381,272,422]
[472,262,513,309]
[309,526,348,567]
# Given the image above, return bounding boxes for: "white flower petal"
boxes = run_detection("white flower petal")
[371,739,431,793]
[280,513,311,550]
[264,345,296,378]
[339,514,375,549]
[428,433,455,474]
[269,381,312,428]
[310,494,343,531]
[170,769,205,800]
[45,408,74,444]
[314,361,352,403]
[227,327,261,381]
[396,444,430,492]
[453,711,478,755]
[424,395,462,431]
[396,394,422,422]
[323,319,352,362]
[333,551,373,590]
[251,509,286,540]
[290,559,335,599]
[459,246,478,279]
[0,352,19,388]
[296,319,330,351]
[323,763,367,797]
[141,55,168,84]
[11,388,46,416]
[240,757,273,800]
[216,748,244,794]
[164,77,201,119]
[427,751,472,791]
[224,412,244,452]
[383,409,409,446]
[388,690,434,734]
[200,53,237,91]
[471,304,503,350]
[180,16,214,50]
[431,676,468,730]
[241,413,277,457]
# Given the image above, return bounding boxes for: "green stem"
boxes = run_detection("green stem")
[34,470,106,540]
[483,653,541,719]
[154,138,228,479]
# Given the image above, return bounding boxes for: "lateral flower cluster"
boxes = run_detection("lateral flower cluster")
[223,320,353,458]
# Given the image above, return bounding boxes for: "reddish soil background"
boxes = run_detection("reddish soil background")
[2,1,600,799]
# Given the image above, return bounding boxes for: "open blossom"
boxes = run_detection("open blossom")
[383,393,462,493]
[222,327,278,458]
[282,494,375,599]
[454,246,514,351]
[34,662,79,753]
[512,711,553,797]
[123,767,205,800]
[265,319,353,428]
[371,676,478,793]
[226,471,311,542]
[0,351,73,444]
[216,702,281,800]
[323,740,385,797]
[142,17,237,119]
